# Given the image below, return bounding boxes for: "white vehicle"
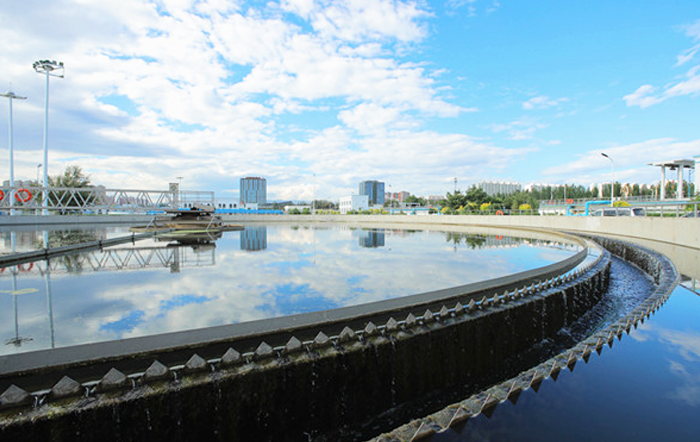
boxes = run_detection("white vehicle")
[590,207,646,217]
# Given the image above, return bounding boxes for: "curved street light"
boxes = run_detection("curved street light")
[601,153,614,207]
[33,60,65,215]
[0,91,27,215]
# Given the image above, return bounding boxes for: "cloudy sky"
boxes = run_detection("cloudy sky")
[1,0,699,202]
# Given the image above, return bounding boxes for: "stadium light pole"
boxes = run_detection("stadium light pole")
[601,153,614,207]
[33,60,64,215]
[1,91,27,215]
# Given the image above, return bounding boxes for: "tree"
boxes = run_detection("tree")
[48,165,95,213]
[49,165,92,188]
[312,200,335,210]
[444,190,468,211]
[464,186,490,205]
[404,195,427,206]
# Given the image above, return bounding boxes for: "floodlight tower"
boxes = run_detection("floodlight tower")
[601,153,614,207]
[33,60,64,215]
[0,91,27,215]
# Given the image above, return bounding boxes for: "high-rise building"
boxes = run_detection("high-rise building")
[240,177,267,205]
[477,181,522,196]
[359,180,385,205]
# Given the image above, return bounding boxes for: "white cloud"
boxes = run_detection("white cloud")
[522,95,569,110]
[487,118,547,140]
[338,103,409,134]
[1,0,486,199]
[305,0,430,43]
[623,84,664,108]
[624,67,700,108]
[541,138,700,184]
[626,19,700,108]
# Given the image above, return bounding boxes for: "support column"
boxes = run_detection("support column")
[169,183,179,209]
[677,166,684,200]
[660,166,666,200]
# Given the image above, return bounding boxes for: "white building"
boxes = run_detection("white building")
[283,204,310,213]
[477,181,522,196]
[339,195,369,214]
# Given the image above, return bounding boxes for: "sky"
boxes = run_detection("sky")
[1,0,699,202]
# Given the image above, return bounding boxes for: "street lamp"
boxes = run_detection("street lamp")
[0,91,27,215]
[601,153,614,207]
[33,60,64,215]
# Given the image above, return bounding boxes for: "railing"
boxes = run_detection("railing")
[539,195,696,207]
[0,186,214,214]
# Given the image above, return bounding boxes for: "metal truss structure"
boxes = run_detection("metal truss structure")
[0,186,214,213]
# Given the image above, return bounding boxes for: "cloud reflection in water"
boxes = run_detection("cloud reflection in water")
[0,224,579,355]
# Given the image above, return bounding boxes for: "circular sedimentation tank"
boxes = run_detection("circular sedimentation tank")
[0,223,679,442]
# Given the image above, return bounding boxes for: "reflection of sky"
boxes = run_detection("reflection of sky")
[0,225,577,355]
[631,291,700,408]
[444,285,700,441]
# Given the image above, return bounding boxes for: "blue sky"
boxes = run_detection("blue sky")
[1,0,699,201]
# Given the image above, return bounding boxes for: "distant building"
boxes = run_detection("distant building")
[339,195,369,214]
[359,180,385,205]
[425,195,443,204]
[477,181,522,196]
[240,177,266,206]
[385,191,411,202]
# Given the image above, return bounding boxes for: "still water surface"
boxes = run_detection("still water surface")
[0,224,579,356]
[430,284,700,442]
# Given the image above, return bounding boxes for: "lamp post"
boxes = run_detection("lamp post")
[601,153,614,207]
[0,91,27,215]
[33,60,64,215]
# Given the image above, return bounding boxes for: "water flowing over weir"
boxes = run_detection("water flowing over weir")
[0,227,678,442]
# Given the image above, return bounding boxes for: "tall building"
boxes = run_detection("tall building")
[359,180,385,205]
[240,177,267,205]
[477,181,522,196]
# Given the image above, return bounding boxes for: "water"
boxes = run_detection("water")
[0,224,579,356]
[427,284,700,442]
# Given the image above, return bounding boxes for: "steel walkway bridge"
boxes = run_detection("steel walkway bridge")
[0,184,213,214]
